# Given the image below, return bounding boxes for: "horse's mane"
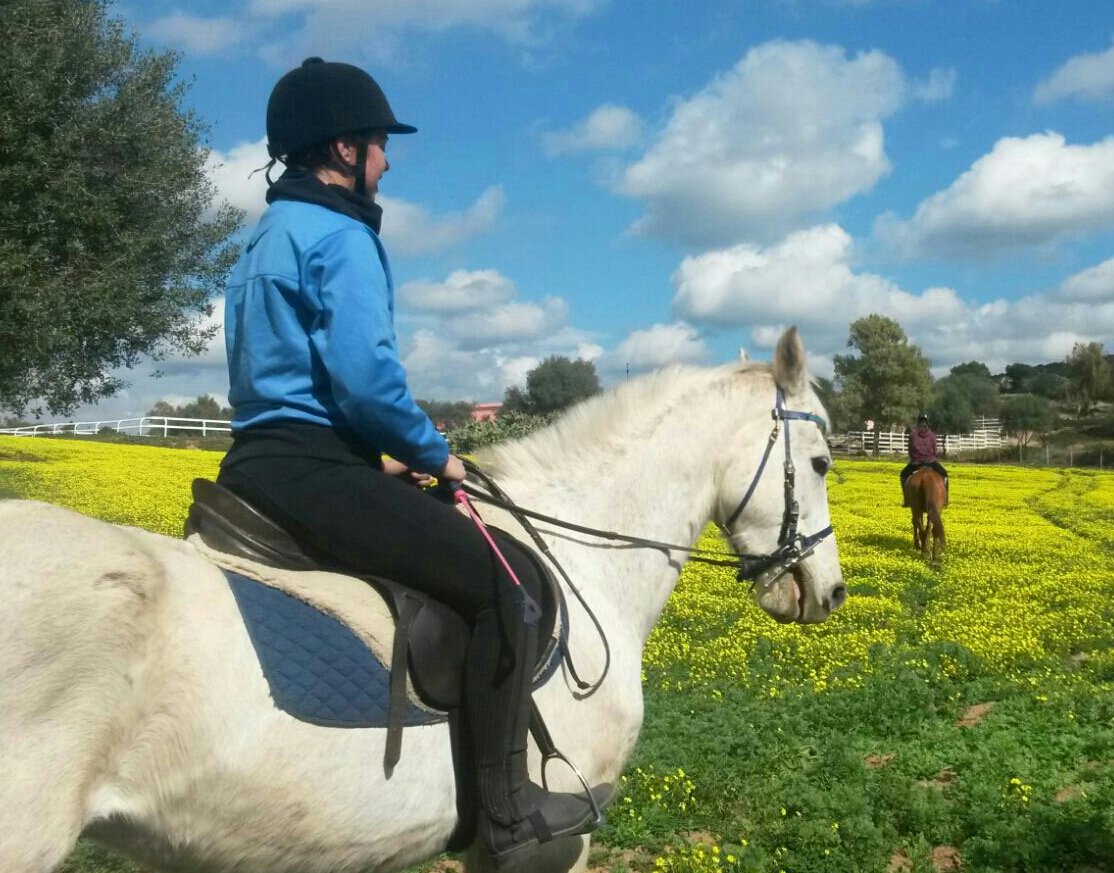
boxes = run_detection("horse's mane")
[478,360,773,481]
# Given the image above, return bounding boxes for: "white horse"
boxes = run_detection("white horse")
[0,327,844,873]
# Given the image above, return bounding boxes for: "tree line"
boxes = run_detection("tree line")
[821,314,1112,452]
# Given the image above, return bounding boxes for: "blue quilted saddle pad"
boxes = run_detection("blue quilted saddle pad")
[224,569,447,729]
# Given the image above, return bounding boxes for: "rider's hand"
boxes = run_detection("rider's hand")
[440,454,467,482]
[382,456,434,487]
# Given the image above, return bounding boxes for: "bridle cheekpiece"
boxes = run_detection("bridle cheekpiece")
[720,389,833,590]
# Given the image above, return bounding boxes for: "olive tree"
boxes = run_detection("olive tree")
[0,0,242,416]
[1066,342,1111,415]
[1001,394,1054,449]
[503,356,601,416]
[833,315,933,454]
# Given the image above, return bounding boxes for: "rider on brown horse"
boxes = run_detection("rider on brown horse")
[901,413,948,507]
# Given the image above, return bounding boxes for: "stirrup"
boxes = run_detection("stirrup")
[531,703,604,828]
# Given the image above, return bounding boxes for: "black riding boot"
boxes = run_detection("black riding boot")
[466,604,604,868]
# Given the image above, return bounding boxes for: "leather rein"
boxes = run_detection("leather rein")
[462,389,833,592]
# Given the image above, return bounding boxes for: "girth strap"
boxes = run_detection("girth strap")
[385,592,423,776]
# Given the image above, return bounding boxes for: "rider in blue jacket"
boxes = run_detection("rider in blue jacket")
[217,57,603,866]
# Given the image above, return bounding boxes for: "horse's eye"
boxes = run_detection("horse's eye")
[812,456,831,476]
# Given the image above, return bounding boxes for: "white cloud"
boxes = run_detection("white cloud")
[398,269,517,313]
[671,223,1114,373]
[1057,256,1114,302]
[382,186,506,254]
[542,104,644,156]
[500,355,541,390]
[402,330,506,402]
[674,225,964,329]
[1034,39,1114,104]
[206,138,271,225]
[876,132,1114,259]
[615,40,908,245]
[448,298,569,349]
[603,322,709,375]
[251,0,603,63]
[402,329,597,403]
[145,11,245,55]
[911,67,957,103]
[396,267,607,398]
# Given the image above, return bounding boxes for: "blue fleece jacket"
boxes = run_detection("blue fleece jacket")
[224,199,449,473]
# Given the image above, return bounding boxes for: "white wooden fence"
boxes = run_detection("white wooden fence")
[843,418,1004,455]
[0,417,232,438]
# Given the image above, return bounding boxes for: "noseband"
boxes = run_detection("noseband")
[720,389,833,589]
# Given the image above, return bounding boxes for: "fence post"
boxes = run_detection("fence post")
[163,418,168,438]
[1069,445,1073,467]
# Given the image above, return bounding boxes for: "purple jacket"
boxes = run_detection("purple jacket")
[908,426,938,463]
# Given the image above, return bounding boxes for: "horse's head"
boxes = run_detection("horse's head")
[717,327,846,625]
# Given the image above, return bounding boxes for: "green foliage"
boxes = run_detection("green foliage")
[61,842,141,873]
[948,361,992,381]
[811,376,856,433]
[147,395,231,420]
[1030,369,1069,400]
[1000,394,1054,448]
[501,385,530,413]
[414,399,475,431]
[945,363,999,417]
[930,378,976,434]
[1003,362,1033,394]
[446,410,552,453]
[932,362,999,434]
[1003,362,1069,400]
[503,356,601,416]
[0,0,242,417]
[1066,341,1112,414]
[834,315,932,450]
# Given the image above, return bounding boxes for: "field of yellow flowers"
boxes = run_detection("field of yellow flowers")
[1,436,1112,873]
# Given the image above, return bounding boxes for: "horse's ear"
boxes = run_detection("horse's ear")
[738,347,749,363]
[773,326,808,396]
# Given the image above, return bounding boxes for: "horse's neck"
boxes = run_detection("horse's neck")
[485,370,747,645]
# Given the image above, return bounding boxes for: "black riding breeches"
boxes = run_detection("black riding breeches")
[900,461,947,487]
[216,425,542,622]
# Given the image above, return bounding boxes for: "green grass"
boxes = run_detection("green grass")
[594,652,1114,872]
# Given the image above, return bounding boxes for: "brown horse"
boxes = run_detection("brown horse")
[905,467,946,561]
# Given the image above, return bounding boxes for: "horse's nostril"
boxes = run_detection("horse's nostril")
[826,585,847,612]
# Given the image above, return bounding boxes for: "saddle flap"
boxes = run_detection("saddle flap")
[409,597,471,707]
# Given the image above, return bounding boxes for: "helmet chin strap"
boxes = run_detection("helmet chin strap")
[353,140,368,197]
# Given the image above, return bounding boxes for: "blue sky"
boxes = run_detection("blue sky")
[72,0,1114,421]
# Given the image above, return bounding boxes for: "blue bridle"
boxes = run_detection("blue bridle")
[721,389,834,587]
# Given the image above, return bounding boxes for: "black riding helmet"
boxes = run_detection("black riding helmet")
[917,412,930,425]
[266,57,416,195]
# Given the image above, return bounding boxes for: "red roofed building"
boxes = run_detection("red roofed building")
[471,402,503,422]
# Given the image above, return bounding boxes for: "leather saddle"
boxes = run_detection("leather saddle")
[184,478,563,770]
